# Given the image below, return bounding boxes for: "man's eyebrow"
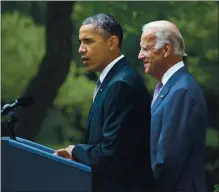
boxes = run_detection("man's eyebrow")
[140,43,147,47]
[79,37,92,42]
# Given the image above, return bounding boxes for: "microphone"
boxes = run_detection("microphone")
[1,96,34,116]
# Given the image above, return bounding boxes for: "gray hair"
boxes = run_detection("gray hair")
[142,21,187,56]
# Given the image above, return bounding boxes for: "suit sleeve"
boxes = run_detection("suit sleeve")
[153,88,200,190]
[72,82,136,172]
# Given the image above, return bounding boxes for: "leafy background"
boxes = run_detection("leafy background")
[1,2,218,191]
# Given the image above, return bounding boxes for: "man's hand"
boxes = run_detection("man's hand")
[54,145,75,160]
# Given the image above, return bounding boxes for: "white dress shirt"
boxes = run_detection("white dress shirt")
[93,54,125,101]
[151,61,185,106]
[99,54,124,83]
[161,61,185,86]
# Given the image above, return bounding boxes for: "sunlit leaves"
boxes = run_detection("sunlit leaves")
[1,11,45,100]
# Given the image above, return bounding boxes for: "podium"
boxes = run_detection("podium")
[1,137,92,192]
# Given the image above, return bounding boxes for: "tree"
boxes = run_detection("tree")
[15,2,74,140]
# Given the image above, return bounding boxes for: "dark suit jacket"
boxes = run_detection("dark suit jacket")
[151,66,208,192]
[72,57,155,192]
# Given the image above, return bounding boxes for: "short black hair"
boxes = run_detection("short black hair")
[82,13,123,48]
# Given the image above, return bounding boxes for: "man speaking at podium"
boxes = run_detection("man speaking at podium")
[55,13,155,192]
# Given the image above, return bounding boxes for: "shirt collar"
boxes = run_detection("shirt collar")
[161,61,185,86]
[99,54,124,83]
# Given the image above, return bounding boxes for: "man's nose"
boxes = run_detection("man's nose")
[78,44,86,54]
[138,51,144,60]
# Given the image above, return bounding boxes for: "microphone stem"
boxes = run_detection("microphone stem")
[7,113,17,140]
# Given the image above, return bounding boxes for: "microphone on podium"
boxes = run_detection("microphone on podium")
[1,96,34,116]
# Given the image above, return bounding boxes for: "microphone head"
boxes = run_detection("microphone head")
[2,104,10,110]
[17,96,34,107]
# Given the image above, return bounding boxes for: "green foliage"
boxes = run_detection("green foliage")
[1,11,45,101]
[1,1,218,157]
[54,61,95,127]
[72,2,218,91]
[36,61,95,147]
[54,61,94,113]
[35,107,83,148]
[206,128,219,147]
[1,3,218,190]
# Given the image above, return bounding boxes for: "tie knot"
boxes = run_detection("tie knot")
[154,82,163,93]
[151,82,163,106]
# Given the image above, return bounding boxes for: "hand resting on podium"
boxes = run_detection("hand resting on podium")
[54,145,75,160]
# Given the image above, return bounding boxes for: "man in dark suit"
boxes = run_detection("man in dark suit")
[138,20,208,192]
[55,13,155,192]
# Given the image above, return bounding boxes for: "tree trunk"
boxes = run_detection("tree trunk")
[15,2,74,141]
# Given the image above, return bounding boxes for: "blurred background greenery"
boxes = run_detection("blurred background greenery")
[1,1,218,191]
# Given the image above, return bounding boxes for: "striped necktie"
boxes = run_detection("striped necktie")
[93,78,101,102]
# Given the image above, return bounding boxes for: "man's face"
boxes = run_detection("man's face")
[138,30,164,76]
[78,24,111,72]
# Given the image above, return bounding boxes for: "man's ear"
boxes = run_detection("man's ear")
[163,43,171,57]
[108,35,119,50]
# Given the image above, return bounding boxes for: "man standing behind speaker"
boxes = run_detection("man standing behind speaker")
[55,13,155,192]
[138,20,208,192]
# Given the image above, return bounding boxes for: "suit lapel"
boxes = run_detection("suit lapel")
[151,66,188,114]
[151,84,171,114]
[87,84,104,121]
[87,58,128,130]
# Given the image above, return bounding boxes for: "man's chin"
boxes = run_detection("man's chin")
[86,66,96,72]
[86,65,103,72]
[144,68,150,74]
